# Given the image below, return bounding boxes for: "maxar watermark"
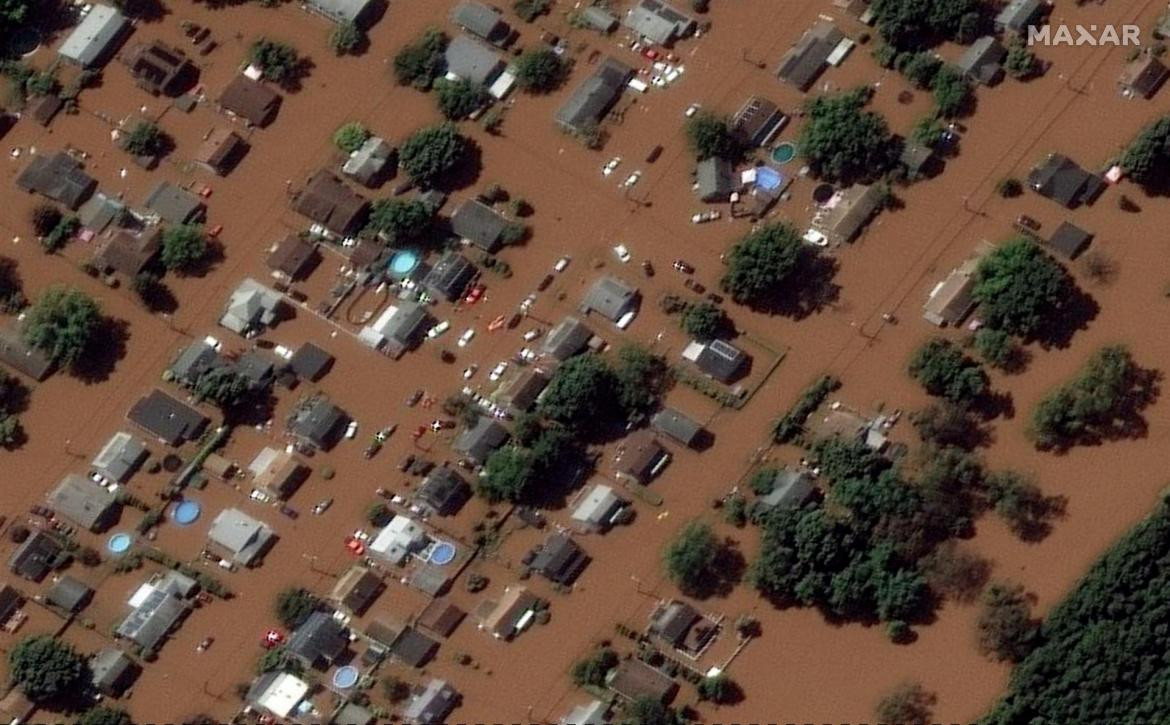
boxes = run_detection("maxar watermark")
[1027,24,1141,46]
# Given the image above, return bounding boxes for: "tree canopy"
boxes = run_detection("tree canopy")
[364,199,433,243]
[398,123,468,188]
[931,65,972,118]
[478,446,535,503]
[720,222,804,306]
[160,224,209,273]
[684,111,739,161]
[248,39,302,84]
[973,238,1071,338]
[393,28,447,89]
[21,286,100,368]
[538,354,617,430]
[274,587,320,629]
[877,682,935,724]
[514,47,567,92]
[680,301,724,341]
[123,121,167,157]
[663,520,719,596]
[977,582,1040,662]
[870,0,982,50]
[77,707,132,725]
[908,338,988,404]
[1119,116,1170,185]
[193,366,254,412]
[798,88,895,183]
[328,20,364,56]
[434,77,489,120]
[570,647,617,687]
[8,636,86,702]
[332,121,369,153]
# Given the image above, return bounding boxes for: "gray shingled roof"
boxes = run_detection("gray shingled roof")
[581,276,637,322]
[46,474,120,532]
[443,36,504,86]
[556,57,632,132]
[91,431,148,483]
[452,417,509,464]
[15,151,97,209]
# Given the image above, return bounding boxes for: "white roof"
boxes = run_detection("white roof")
[127,582,156,608]
[681,340,705,362]
[247,447,281,477]
[58,5,126,66]
[359,304,399,347]
[572,483,618,524]
[488,70,516,99]
[256,672,309,718]
[369,515,427,563]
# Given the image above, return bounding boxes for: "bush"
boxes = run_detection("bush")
[1029,345,1150,449]
[274,587,320,629]
[366,503,392,527]
[985,470,1065,540]
[434,78,489,120]
[996,177,1023,198]
[772,375,841,443]
[514,47,567,92]
[512,0,549,22]
[364,199,432,243]
[39,215,78,253]
[908,338,987,404]
[876,682,935,724]
[30,204,62,236]
[902,52,941,88]
[696,673,738,703]
[332,121,369,153]
[1005,42,1040,79]
[680,301,724,341]
[393,29,447,90]
[977,582,1040,662]
[570,647,617,687]
[77,707,131,725]
[931,65,971,118]
[328,20,364,56]
[248,39,301,84]
[160,224,208,273]
[123,121,166,157]
[972,328,1017,369]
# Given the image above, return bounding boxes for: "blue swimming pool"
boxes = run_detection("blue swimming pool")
[388,250,421,278]
[429,541,456,566]
[107,533,132,554]
[332,665,359,689]
[172,500,201,525]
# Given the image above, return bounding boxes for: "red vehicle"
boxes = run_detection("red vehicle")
[642,47,660,60]
[464,284,485,304]
[261,630,283,649]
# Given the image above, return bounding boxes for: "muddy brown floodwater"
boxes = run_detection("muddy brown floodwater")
[1,0,1170,721]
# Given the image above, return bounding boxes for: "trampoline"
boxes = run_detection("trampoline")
[171,500,202,525]
[771,142,797,164]
[107,533,132,554]
[388,250,421,279]
[813,183,836,205]
[332,666,359,690]
[428,541,456,566]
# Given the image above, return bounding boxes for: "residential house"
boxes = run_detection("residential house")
[606,659,678,703]
[571,483,624,533]
[143,181,205,225]
[556,57,632,133]
[900,139,937,180]
[201,453,236,481]
[342,136,394,187]
[409,563,452,597]
[194,127,247,176]
[478,586,538,639]
[219,278,283,336]
[580,6,618,33]
[649,600,716,655]
[206,508,275,566]
[289,342,334,381]
[90,227,161,283]
[491,367,549,413]
[232,347,276,390]
[125,41,191,95]
[305,0,374,25]
[452,417,509,464]
[358,301,432,358]
[368,515,428,565]
[542,316,593,361]
[0,325,54,381]
[46,575,93,613]
[451,1,510,46]
[450,198,510,252]
[15,151,96,209]
[246,672,310,720]
[58,4,128,68]
[329,565,384,615]
[287,611,348,669]
[580,275,637,323]
[266,235,318,285]
[813,183,884,245]
[995,0,1045,34]
[91,432,148,483]
[1119,55,1169,98]
[615,430,670,485]
[218,75,281,127]
[1046,221,1092,260]
[9,531,62,582]
[443,36,505,86]
[560,700,609,725]
[422,251,476,301]
[1028,153,1104,208]
[923,241,993,326]
[248,447,308,500]
[682,338,748,383]
[695,157,736,202]
[650,407,703,448]
[288,396,349,450]
[77,191,126,234]
[168,340,222,386]
[531,533,589,585]
[389,627,439,667]
[402,679,459,723]
[47,474,120,532]
[115,570,196,652]
[89,648,138,697]
[777,21,844,91]
[756,468,816,511]
[730,95,786,148]
[0,585,22,625]
[623,0,695,46]
[957,37,1007,85]
[416,599,466,637]
[293,170,370,237]
[332,702,375,725]
[29,94,63,127]
[415,467,470,516]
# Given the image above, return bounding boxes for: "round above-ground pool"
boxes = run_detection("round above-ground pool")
[388,249,421,279]
[171,500,201,525]
[813,183,836,205]
[107,533,132,554]
[429,541,456,566]
[771,142,797,164]
[332,666,359,690]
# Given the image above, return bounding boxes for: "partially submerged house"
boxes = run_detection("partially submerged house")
[168,339,223,386]
[730,95,786,148]
[682,338,748,383]
[115,570,196,653]
[143,181,205,225]
[389,627,439,668]
[957,37,1006,85]
[9,530,63,582]
[16,151,96,210]
[218,75,282,127]
[329,565,384,615]
[541,316,593,361]
[58,4,128,68]
[422,251,476,301]
[452,417,509,464]
[125,41,191,95]
[623,0,695,46]
[0,325,54,381]
[342,136,394,187]
[247,672,310,721]
[368,515,428,565]
[579,6,619,33]
[450,198,510,252]
[1028,153,1104,208]
[415,468,470,517]
[556,57,632,134]
[219,278,283,336]
[607,659,678,703]
[47,574,93,614]
[248,447,308,500]
[580,276,637,323]
[206,508,275,567]
[1119,55,1169,99]
[813,183,884,245]
[695,157,736,202]
[266,235,318,285]
[777,21,845,91]
[90,227,161,284]
[47,474,121,532]
[923,240,993,327]
[288,396,349,450]
[1046,221,1093,260]
[650,407,703,448]
[89,648,138,697]
[451,1,511,46]
[358,301,432,358]
[287,611,348,670]
[571,483,624,533]
[615,430,670,485]
[531,533,589,585]
[402,679,459,723]
[293,170,369,237]
[755,468,816,511]
[127,389,209,446]
[491,367,549,413]
[289,342,334,382]
[648,600,716,655]
[995,0,1045,34]
[416,599,466,638]
[443,35,505,86]
[478,586,538,640]
[305,0,374,24]
[194,127,247,176]
[78,191,125,233]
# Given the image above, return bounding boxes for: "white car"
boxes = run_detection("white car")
[523,328,542,342]
[802,228,829,247]
[427,320,451,339]
[273,344,294,360]
[489,361,509,381]
[344,420,359,439]
[203,335,222,351]
[249,489,272,503]
[463,364,478,380]
[457,328,475,347]
[352,529,371,542]
[613,244,631,263]
[622,171,641,188]
[518,347,537,363]
[684,103,701,118]
[616,310,637,329]
[553,256,571,272]
[602,157,621,176]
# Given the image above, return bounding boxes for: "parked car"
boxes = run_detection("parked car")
[312,498,333,515]
[553,256,571,272]
[489,361,509,381]
[344,420,359,439]
[457,329,476,348]
[537,274,555,291]
[646,145,663,163]
[613,244,631,263]
[602,157,621,176]
[1017,214,1041,231]
[406,389,424,407]
[398,454,415,472]
[278,505,298,520]
[427,320,451,339]
[642,260,655,277]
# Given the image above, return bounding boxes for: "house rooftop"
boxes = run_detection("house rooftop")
[731,95,786,148]
[444,35,505,86]
[329,565,383,615]
[416,599,466,637]
[1047,221,1093,259]
[15,151,96,209]
[341,136,394,187]
[126,41,190,95]
[571,483,622,531]
[415,467,470,516]
[542,316,593,361]
[293,170,369,237]
[451,1,510,45]
[777,20,844,91]
[623,0,695,46]
[957,36,1007,85]
[289,342,334,381]
[1027,153,1104,208]
[91,227,161,281]
[402,678,459,723]
[607,659,678,703]
[288,396,348,450]
[556,57,632,132]
[194,127,246,174]
[266,235,317,281]
[126,390,209,446]
[450,198,510,252]
[695,157,736,202]
[207,508,274,566]
[143,181,205,225]
[531,532,589,585]
[287,610,348,667]
[91,431,148,483]
[422,251,476,301]
[218,75,281,126]
[58,4,127,67]
[47,574,92,613]
[219,277,283,335]
[757,468,815,510]
[616,430,669,483]
[390,626,438,668]
[0,325,54,381]
[306,0,372,24]
[452,417,509,464]
[9,530,62,582]
[581,275,637,322]
[650,407,703,447]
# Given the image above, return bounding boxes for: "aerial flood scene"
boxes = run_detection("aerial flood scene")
[2,0,1170,722]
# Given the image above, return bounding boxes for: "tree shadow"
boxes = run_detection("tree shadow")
[121,0,168,22]
[435,140,484,193]
[70,316,129,384]
[137,278,178,314]
[1028,284,1099,349]
[172,238,225,279]
[758,250,840,320]
[971,389,1014,421]
[277,57,315,94]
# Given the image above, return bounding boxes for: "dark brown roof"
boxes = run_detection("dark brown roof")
[91,227,161,280]
[415,598,466,637]
[292,170,369,237]
[266,236,317,280]
[218,76,281,127]
[607,659,678,703]
[127,41,189,95]
[0,325,53,381]
[194,127,246,174]
[30,95,64,127]
[616,430,668,483]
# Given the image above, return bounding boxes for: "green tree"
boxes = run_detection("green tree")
[434,77,489,120]
[1005,42,1040,79]
[398,123,468,188]
[274,587,320,629]
[931,65,971,118]
[192,367,253,410]
[663,521,718,595]
[902,52,941,88]
[570,647,617,687]
[626,696,677,725]
[77,707,131,725]
[697,672,738,703]
[985,470,1065,540]
[612,344,670,423]
[684,111,739,161]
[393,28,447,89]
[0,413,23,448]
[512,0,549,22]
[973,238,1071,337]
[870,0,980,50]
[160,224,209,273]
[364,199,432,243]
[514,46,567,92]
[30,204,62,237]
[973,328,1016,369]
[248,39,301,84]
[328,20,364,56]
[366,502,392,526]
[910,402,981,448]
[123,121,166,157]
[911,115,944,147]
[0,0,31,29]
[1119,116,1170,184]
[538,354,619,430]
[1029,345,1150,449]
[21,286,100,368]
[720,222,804,306]
[908,338,988,403]
[876,682,935,724]
[382,675,411,702]
[680,301,724,341]
[996,177,1023,198]
[478,447,534,502]
[8,636,86,702]
[798,88,895,182]
[332,121,369,153]
[977,582,1039,662]
[749,467,778,495]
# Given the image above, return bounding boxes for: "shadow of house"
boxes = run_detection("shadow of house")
[777,20,844,91]
[530,532,589,585]
[623,0,695,47]
[287,611,349,670]
[194,127,248,176]
[218,75,282,128]
[206,508,275,567]
[89,648,139,698]
[450,1,511,47]
[8,530,63,582]
[125,41,193,96]
[57,4,129,69]
[90,227,161,285]
[0,325,55,381]
[16,151,97,210]
[292,170,369,238]
[555,57,632,134]
[1027,153,1105,209]
[46,474,121,532]
[957,36,1006,86]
